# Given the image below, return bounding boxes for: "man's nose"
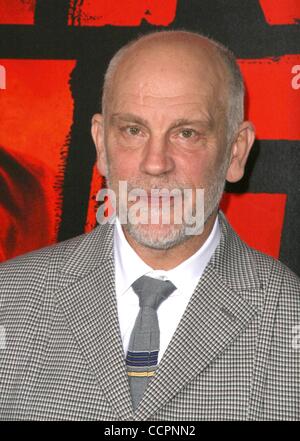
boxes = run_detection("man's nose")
[139,135,175,176]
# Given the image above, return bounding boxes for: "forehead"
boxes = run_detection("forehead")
[107,40,227,115]
[110,96,217,131]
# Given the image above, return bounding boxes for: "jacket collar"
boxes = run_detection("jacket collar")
[211,211,262,291]
[59,211,261,290]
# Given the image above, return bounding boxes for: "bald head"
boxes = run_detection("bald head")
[102,30,244,141]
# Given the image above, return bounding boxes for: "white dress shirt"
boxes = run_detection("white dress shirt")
[114,216,221,363]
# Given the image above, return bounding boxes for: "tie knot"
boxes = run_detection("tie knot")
[132,275,176,310]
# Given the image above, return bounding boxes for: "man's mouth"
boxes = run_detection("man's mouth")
[136,193,177,208]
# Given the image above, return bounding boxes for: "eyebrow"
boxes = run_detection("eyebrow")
[111,113,148,126]
[110,113,214,130]
[170,118,214,130]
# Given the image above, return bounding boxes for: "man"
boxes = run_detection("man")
[0,30,299,421]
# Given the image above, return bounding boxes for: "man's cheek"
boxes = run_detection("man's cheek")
[107,160,135,182]
[176,159,204,186]
[112,151,140,175]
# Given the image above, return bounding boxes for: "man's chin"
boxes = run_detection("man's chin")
[122,222,189,250]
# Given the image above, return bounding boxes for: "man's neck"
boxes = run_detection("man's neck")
[122,211,218,270]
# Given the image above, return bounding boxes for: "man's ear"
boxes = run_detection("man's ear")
[226,121,255,183]
[91,113,107,177]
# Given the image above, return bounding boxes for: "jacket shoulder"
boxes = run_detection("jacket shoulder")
[0,231,87,285]
[0,224,113,304]
[217,211,300,294]
[250,245,300,293]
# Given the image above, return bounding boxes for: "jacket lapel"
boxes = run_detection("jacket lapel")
[54,224,134,420]
[134,212,262,420]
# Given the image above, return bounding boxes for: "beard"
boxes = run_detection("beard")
[105,161,228,250]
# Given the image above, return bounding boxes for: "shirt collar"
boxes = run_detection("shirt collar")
[114,216,220,298]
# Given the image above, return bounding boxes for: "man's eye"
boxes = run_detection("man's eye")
[126,126,141,136]
[180,129,196,139]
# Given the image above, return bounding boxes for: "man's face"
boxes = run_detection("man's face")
[98,41,231,249]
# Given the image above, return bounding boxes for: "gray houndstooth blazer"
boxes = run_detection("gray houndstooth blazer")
[0,211,299,421]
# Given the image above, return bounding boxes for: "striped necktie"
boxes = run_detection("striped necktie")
[126,275,176,411]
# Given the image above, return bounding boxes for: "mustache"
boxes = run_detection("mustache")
[107,177,198,193]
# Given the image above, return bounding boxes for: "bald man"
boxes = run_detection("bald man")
[0,31,299,421]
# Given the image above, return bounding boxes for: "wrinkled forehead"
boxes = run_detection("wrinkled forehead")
[106,37,229,113]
